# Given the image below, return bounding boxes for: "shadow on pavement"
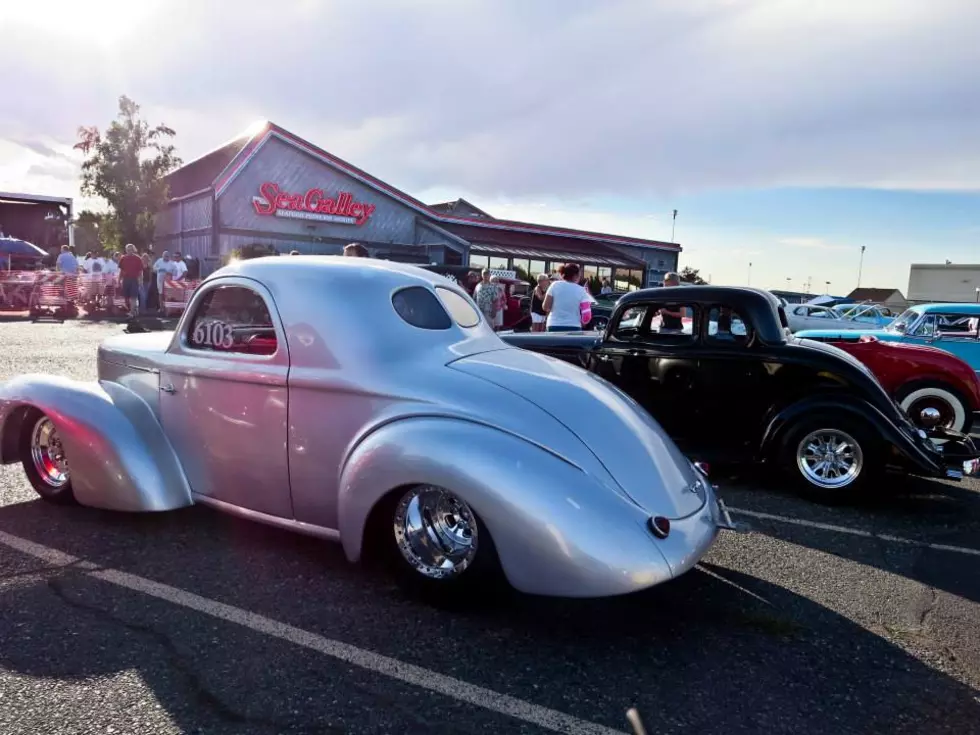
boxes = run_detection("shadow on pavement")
[0,498,978,734]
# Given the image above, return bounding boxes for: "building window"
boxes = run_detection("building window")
[613,268,645,291]
[469,254,490,269]
[597,266,612,282]
[511,258,531,278]
[488,256,509,270]
[584,265,598,281]
[529,260,546,277]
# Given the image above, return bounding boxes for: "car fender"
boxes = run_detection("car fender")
[0,374,192,512]
[759,394,941,472]
[337,416,687,598]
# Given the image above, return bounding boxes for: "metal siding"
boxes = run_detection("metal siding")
[155,205,179,236]
[908,264,980,303]
[179,234,211,260]
[180,194,213,231]
[217,136,419,244]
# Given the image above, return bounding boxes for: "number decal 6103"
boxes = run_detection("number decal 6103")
[191,320,234,349]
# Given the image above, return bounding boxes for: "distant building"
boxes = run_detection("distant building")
[908,264,980,304]
[846,287,908,311]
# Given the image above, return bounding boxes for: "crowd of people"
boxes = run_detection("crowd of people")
[52,243,200,317]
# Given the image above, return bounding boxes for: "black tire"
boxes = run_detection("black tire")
[897,382,972,435]
[370,485,503,605]
[780,415,880,504]
[19,408,76,505]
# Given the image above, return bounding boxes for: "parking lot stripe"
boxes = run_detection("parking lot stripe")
[0,530,626,735]
[729,507,980,557]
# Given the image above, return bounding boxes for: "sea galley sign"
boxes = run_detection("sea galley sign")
[252,182,376,226]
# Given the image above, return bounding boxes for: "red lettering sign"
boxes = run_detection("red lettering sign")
[252,182,376,226]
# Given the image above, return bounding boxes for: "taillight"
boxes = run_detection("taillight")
[648,516,671,539]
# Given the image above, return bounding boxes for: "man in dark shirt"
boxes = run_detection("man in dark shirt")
[660,271,684,330]
[118,243,144,317]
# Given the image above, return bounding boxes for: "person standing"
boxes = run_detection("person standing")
[543,263,591,332]
[118,244,143,317]
[659,271,684,330]
[153,251,178,311]
[343,242,370,257]
[55,245,78,274]
[140,252,153,312]
[600,278,613,295]
[530,274,549,332]
[172,252,188,280]
[473,268,500,326]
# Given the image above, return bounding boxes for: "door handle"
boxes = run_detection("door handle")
[160,384,177,395]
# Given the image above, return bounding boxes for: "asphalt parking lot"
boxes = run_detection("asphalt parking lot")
[1,317,979,735]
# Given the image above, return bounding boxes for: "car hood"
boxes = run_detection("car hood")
[448,347,705,518]
[98,331,174,371]
[795,328,893,341]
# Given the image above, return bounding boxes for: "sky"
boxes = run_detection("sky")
[0,0,978,293]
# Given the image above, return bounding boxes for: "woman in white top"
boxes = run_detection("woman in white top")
[543,263,592,332]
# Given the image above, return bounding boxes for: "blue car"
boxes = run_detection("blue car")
[796,303,980,374]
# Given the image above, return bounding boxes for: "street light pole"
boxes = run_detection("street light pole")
[786,277,792,291]
[857,245,866,288]
[671,209,678,242]
[748,261,752,286]
[825,280,831,294]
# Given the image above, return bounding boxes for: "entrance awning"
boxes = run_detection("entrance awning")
[470,242,641,268]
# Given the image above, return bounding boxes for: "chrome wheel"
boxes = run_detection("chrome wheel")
[29,415,69,488]
[796,429,863,489]
[392,486,478,580]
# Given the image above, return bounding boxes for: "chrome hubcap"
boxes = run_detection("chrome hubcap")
[393,486,478,579]
[797,429,863,489]
[30,416,69,488]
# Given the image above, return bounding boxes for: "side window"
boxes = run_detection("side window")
[908,314,936,338]
[936,314,979,340]
[392,286,453,330]
[706,306,752,345]
[612,302,696,344]
[187,285,278,355]
[435,286,481,328]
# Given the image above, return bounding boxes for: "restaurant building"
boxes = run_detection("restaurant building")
[157,121,680,289]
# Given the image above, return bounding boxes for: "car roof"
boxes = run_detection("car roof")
[204,256,500,368]
[616,285,787,345]
[912,303,980,315]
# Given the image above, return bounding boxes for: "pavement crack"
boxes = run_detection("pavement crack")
[918,587,939,630]
[46,577,345,734]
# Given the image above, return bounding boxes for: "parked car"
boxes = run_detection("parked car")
[0,256,731,600]
[796,334,980,435]
[796,303,980,374]
[786,302,895,333]
[500,286,980,502]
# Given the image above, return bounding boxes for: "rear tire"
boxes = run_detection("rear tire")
[780,416,879,504]
[898,383,971,435]
[19,408,76,504]
[373,485,502,604]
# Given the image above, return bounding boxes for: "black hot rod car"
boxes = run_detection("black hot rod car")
[500,286,980,501]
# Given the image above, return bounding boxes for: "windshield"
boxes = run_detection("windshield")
[885,309,920,334]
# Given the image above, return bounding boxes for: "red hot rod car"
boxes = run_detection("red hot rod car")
[803,334,980,435]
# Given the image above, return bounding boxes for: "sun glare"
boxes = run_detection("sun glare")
[0,0,160,45]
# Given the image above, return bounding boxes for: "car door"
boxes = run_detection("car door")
[158,277,292,518]
[925,313,980,372]
[592,302,701,442]
[695,306,771,457]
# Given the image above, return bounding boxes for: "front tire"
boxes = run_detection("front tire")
[19,409,76,504]
[377,485,501,602]
[898,383,971,435]
[781,417,878,503]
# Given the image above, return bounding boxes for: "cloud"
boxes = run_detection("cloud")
[0,0,978,202]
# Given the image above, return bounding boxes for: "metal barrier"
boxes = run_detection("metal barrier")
[0,271,201,317]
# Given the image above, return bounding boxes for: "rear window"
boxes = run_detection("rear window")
[392,286,452,330]
[435,286,481,328]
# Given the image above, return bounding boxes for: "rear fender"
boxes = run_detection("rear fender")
[759,395,940,472]
[337,417,677,598]
[0,375,192,512]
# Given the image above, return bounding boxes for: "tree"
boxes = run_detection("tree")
[74,95,181,249]
[71,210,115,254]
[679,266,707,285]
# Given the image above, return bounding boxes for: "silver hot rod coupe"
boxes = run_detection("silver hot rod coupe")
[0,257,733,598]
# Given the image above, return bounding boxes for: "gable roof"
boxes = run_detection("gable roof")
[165,121,681,254]
[429,198,495,219]
[847,287,905,302]
[165,133,253,200]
